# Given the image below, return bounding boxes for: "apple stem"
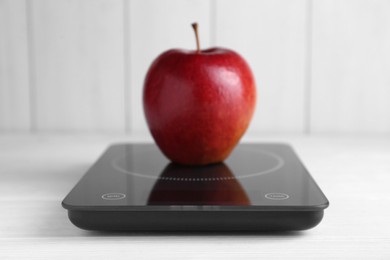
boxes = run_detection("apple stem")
[192,22,201,54]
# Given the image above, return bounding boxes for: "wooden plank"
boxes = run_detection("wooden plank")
[128,0,211,135]
[311,0,390,133]
[216,0,308,134]
[30,0,125,132]
[0,0,30,131]
[1,237,389,259]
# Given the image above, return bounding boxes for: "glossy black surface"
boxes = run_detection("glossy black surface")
[62,143,329,211]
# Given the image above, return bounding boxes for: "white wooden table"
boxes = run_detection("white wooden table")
[1,134,389,259]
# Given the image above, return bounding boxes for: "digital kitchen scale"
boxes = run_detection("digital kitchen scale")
[62,143,329,231]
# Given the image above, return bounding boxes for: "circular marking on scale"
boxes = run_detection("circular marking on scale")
[265,193,290,200]
[111,148,285,182]
[101,193,126,200]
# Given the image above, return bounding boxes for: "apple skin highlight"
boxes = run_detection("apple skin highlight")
[143,47,256,165]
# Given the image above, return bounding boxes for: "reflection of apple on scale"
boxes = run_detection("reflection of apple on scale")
[62,23,329,232]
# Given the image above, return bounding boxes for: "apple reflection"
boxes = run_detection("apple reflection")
[147,162,250,205]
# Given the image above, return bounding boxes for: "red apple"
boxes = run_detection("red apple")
[143,23,256,165]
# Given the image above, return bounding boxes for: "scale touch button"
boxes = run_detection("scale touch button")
[101,193,126,200]
[265,193,289,200]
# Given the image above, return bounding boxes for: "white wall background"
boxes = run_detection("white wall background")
[1,0,389,135]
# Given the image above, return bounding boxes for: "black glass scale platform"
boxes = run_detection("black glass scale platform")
[62,143,329,231]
